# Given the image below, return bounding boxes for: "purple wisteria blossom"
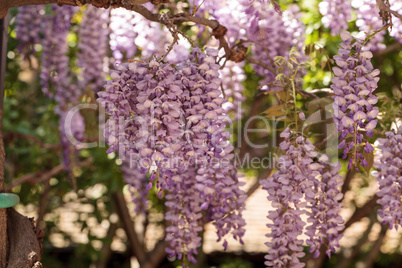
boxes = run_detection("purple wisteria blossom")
[306,156,344,258]
[15,5,44,57]
[165,167,203,264]
[121,159,148,214]
[97,48,246,262]
[40,5,77,98]
[181,49,246,250]
[78,5,109,93]
[58,109,85,187]
[220,61,246,118]
[261,128,344,267]
[98,58,187,194]
[194,0,247,117]
[319,0,352,36]
[194,0,246,47]
[245,3,306,91]
[389,0,402,44]
[352,0,386,51]
[331,31,379,170]
[374,126,402,230]
[133,10,190,64]
[40,5,85,178]
[261,128,312,268]
[109,8,137,61]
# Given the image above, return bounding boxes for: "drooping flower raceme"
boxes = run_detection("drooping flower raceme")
[306,157,344,258]
[180,49,246,249]
[98,59,187,194]
[121,159,149,214]
[58,109,85,188]
[374,127,402,230]
[245,3,306,91]
[352,0,386,51]
[331,31,379,170]
[220,61,246,118]
[40,5,84,179]
[109,8,137,62]
[165,167,203,264]
[78,5,109,93]
[40,5,77,98]
[193,0,247,117]
[261,128,312,268]
[194,0,246,47]
[15,5,44,57]
[261,128,344,267]
[97,48,246,262]
[319,0,352,36]
[132,10,190,64]
[389,0,402,44]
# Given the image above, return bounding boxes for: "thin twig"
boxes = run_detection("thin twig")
[376,0,402,21]
[245,55,276,73]
[363,224,388,267]
[112,191,146,264]
[343,195,379,231]
[142,239,168,268]
[373,42,401,57]
[6,158,92,191]
[37,179,51,228]
[297,88,320,99]
[95,222,118,268]
[4,132,62,151]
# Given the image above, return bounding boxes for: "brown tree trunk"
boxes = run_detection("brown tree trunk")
[0,14,7,268]
[0,111,7,268]
[6,209,42,268]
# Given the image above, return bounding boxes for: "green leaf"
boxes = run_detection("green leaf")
[278,91,288,101]
[362,151,374,174]
[263,104,285,114]
[321,60,327,70]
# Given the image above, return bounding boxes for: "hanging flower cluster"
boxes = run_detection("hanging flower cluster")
[352,0,402,47]
[58,109,85,188]
[109,8,137,62]
[39,5,85,180]
[165,167,202,264]
[319,0,352,36]
[97,48,246,262]
[374,126,402,230]
[195,0,246,47]
[78,5,109,93]
[261,128,344,267]
[132,7,190,64]
[389,0,402,44]
[220,61,246,118]
[351,0,386,51]
[318,0,401,48]
[40,5,78,98]
[194,0,247,117]
[121,159,149,214]
[306,157,344,258]
[245,3,306,91]
[15,5,44,57]
[331,31,379,170]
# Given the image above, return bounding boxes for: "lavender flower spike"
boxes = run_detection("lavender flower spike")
[331,31,379,170]
[319,0,352,36]
[374,126,402,230]
[262,128,345,267]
